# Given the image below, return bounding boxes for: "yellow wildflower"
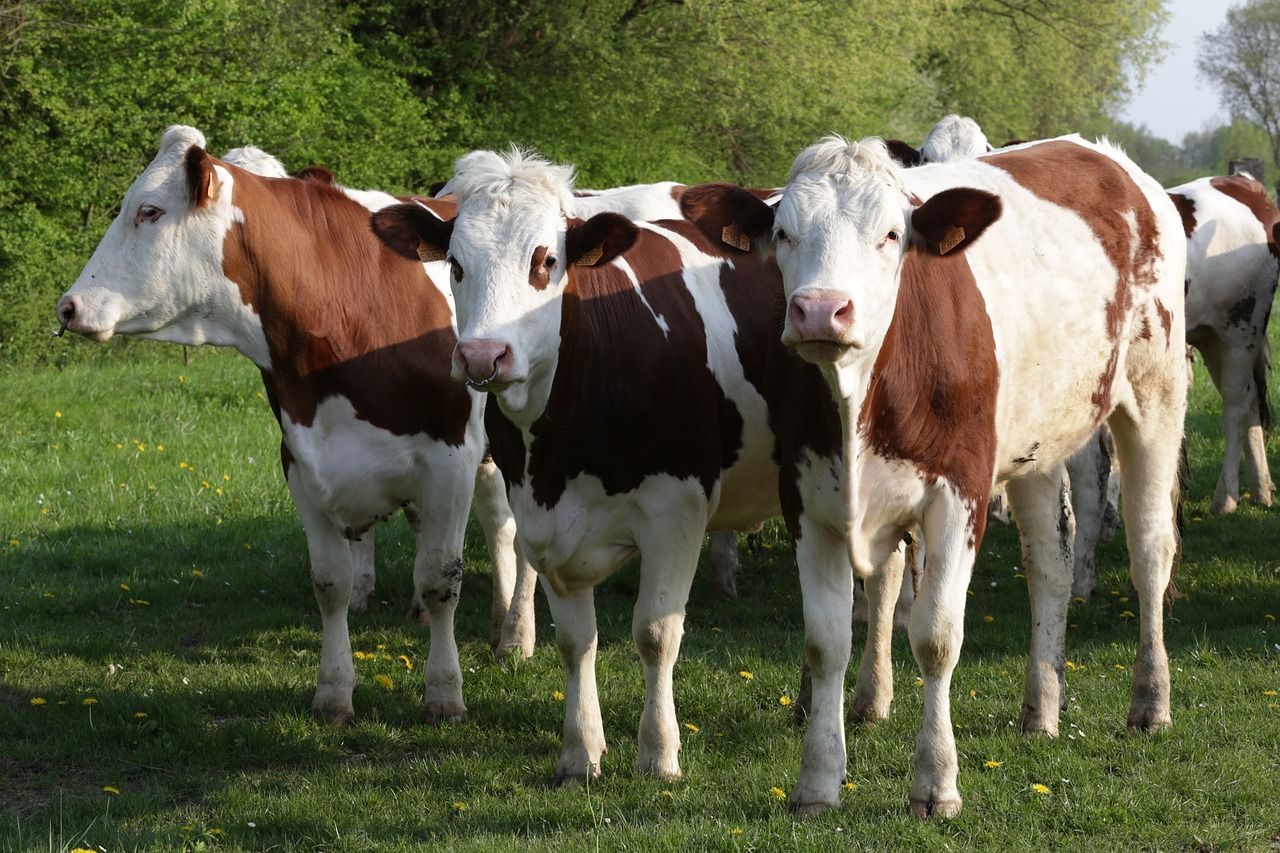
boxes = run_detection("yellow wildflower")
[134,711,148,718]
[983,614,994,623]
[843,782,858,791]
[769,786,786,800]
[659,790,674,799]
[210,829,224,837]
[157,444,165,451]
[915,677,924,687]
[779,694,792,706]
[1030,783,1051,795]
[451,801,468,812]
[42,591,53,598]
[7,539,17,548]
[711,626,722,633]
[82,697,97,706]
[729,827,743,836]
[551,690,565,701]
[1264,690,1278,697]
[983,760,1002,769]
[30,697,46,706]
[1065,660,1078,671]
[129,598,150,606]
[102,786,119,795]
[738,670,753,680]
[116,443,123,449]
[685,722,700,733]
[191,569,203,578]
[1119,610,1135,619]
[223,474,231,481]
[374,674,394,690]
[399,654,414,670]
[1265,614,1276,622]
[1113,664,1126,671]
[54,411,62,418]
[119,583,130,591]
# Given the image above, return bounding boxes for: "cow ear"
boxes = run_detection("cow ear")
[565,212,637,267]
[909,188,1002,256]
[885,139,923,168]
[371,203,454,263]
[680,183,775,253]
[184,145,221,208]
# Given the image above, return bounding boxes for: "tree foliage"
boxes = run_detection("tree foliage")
[1,0,1172,364]
[1198,0,1280,172]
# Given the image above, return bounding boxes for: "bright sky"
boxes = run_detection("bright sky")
[1116,0,1231,143]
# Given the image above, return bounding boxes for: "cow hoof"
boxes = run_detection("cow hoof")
[313,706,354,728]
[1211,494,1238,515]
[553,767,600,789]
[789,799,835,820]
[909,794,963,820]
[634,757,682,780]
[1250,492,1273,508]
[422,700,467,726]
[1016,707,1059,737]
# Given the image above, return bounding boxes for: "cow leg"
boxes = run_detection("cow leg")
[409,468,473,725]
[502,547,539,661]
[1066,431,1109,601]
[288,472,356,727]
[349,532,375,611]
[545,580,606,785]
[848,541,904,724]
[707,531,739,598]
[908,493,976,820]
[789,518,853,818]
[1213,342,1259,514]
[1244,347,1273,507]
[473,456,534,659]
[1006,468,1073,735]
[633,524,704,778]
[1109,401,1182,733]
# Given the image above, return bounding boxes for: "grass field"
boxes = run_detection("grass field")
[1,338,1278,852]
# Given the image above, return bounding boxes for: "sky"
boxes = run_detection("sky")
[1116,0,1230,143]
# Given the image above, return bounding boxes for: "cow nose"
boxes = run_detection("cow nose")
[788,291,854,342]
[454,340,514,387]
[56,295,78,328]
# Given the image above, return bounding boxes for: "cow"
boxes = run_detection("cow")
[57,125,534,727]
[370,147,921,793]
[885,114,992,168]
[681,135,1187,818]
[1169,174,1278,514]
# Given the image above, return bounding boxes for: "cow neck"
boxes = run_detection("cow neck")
[219,168,470,441]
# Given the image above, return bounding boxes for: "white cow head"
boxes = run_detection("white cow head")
[372,147,635,421]
[57,126,268,364]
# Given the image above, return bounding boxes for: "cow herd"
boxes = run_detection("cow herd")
[54,116,1280,819]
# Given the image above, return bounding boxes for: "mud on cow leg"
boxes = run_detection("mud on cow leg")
[707,531,740,598]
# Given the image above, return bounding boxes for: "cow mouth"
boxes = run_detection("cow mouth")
[790,338,853,364]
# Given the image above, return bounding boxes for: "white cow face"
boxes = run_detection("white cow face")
[372,149,635,421]
[57,125,265,363]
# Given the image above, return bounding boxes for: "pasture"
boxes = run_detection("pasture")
[0,340,1278,851]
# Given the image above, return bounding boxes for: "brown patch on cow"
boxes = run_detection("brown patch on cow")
[530,245,552,290]
[1210,175,1280,261]
[297,166,336,185]
[989,141,1163,421]
[218,160,470,444]
[669,184,686,205]
[1167,192,1197,239]
[858,248,999,542]
[1154,298,1173,342]
[487,225,748,508]
[1139,314,1152,341]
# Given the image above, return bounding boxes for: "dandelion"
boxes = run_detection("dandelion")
[983,760,1002,769]
[659,790,674,799]
[1119,596,1129,603]
[1030,783,1051,795]
[200,481,210,490]
[214,488,223,496]
[1266,614,1276,622]
[179,461,190,469]
[915,677,924,687]
[116,443,124,449]
[685,722,700,733]
[353,651,371,661]
[769,786,786,800]
[210,828,224,837]
[119,583,130,591]
[374,674,394,690]
[1065,660,1078,671]
[157,445,165,452]
[7,538,18,548]
[30,697,46,706]
[129,598,151,606]
[711,626,722,633]
[1113,664,1126,671]
[967,689,977,699]
[983,614,994,623]
[1264,690,1278,697]
[398,655,413,670]
[223,474,231,482]
[738,670,753,681]
[729,827,743,836]
[42,592,53,599]
[134,711,148,718]
[843,782,858,791]
[54,411,62,418]
[135,443,146,453]
[451,801,468,813]
[191,569,204,578]
[83,697,97,706]
[779,694,792,707]
[102,785,120,795]
[551,690,565,701]
[1119,610,1135,619]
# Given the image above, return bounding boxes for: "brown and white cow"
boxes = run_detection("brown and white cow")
[683,135,1187,818]
[1170,174,1278,514]
[372,148,922,791]
[57,125,533,726]
[885,114,993,168]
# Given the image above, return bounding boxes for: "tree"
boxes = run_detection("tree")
[1198,0,1280,172]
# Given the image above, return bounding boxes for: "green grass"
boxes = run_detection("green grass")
[1,339,1278,852]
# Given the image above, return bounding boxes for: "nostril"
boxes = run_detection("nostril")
[834,301,853,324]
[789,299,808,324]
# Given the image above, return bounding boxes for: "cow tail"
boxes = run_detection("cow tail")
[1165,433,1188,607]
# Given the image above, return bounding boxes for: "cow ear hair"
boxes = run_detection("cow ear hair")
[885,139,923,168]
[909,188,1002,256]
[370,203,455,263]
[679,183,776,253]
[297,166,336,185]
[565,212,638,267]
[184,145,221,208]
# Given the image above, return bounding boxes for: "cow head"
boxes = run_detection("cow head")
[372,147,636,420]
[57,126,267,363]
[683,136,1000,394]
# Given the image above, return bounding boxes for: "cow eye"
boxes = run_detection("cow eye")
[775,228,790,244]
[134,204,164,225]
[448,259,464,282]
[878,230,900,249]
[544,255,557,270]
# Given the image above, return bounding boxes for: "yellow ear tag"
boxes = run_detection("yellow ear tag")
[721,224,751,252]
[938,225,965,255]
[575,245,604,267]
[416,242,446,263]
